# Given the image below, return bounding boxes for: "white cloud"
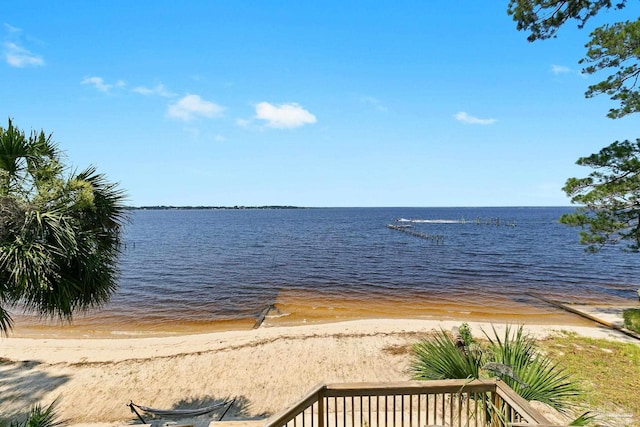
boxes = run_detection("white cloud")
[454,111,497,125]
[3,24,21,34]
[254,102,317,129]
[551,64,571,75]
[81,76,125,93]
[236,118,251,128]
[133,83,175,97]
[3,24,44,68]
[167,94,224,121]
[551,64,587,79]
[4,41,44,67]
[361,96,388,112]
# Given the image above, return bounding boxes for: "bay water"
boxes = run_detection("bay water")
[13,207,640,336]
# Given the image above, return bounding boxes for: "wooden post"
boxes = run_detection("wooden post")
[318,388,325,427]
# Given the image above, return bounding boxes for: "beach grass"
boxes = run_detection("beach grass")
[539,332,640,425]
[387,329,640,425]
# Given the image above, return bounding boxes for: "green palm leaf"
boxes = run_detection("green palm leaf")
[0,399,65,427]
[411,324,582,413]
[0,119,127,335]
[410,328,484,380]
[484,325,580,412]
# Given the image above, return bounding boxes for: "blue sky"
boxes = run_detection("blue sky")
[2,1,639,207]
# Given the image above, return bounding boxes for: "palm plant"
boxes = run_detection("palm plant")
[410,327,483,380]
[0,119,127,335]
[485,325,580,410]
[410,324,581,413]
[0,400,65,427]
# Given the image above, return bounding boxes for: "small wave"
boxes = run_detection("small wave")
[266,312,291,319]
[396,218,464,224]
[110,330,171,336]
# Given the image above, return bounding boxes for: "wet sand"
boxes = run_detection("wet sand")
[8,293,609,339]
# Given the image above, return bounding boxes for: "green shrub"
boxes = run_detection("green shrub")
[623,308,640,333]
[458,322,474,346]
[484,325,580,411]
[410,328,483,380]
[410,324,581,413]
[0,400,64,427]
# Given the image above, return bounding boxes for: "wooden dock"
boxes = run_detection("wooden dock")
[527,292,640,341]
[386,224,444,244]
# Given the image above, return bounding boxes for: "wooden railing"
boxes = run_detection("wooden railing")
[264,379,555,427]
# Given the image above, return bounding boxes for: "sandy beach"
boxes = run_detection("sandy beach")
[1,308,638,427]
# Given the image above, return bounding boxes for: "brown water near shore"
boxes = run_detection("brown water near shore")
[8,289,611,339]
[30,207,634,341]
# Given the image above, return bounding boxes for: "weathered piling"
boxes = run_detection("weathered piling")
[253,304,276,329]
[386,224,445,244]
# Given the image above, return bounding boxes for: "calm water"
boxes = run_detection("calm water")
[14,207,640,335]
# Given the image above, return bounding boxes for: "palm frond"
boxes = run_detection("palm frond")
[24,399,65,427]
[0,302,14,335]
[483,325,580,412]
[411,324,582,414]
[1,120,127,326]
[410,329,484,380]
[569,411,597,426]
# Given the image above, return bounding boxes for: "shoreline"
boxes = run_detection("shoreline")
[6,309,594,339]
[9,295,630,339]
[1,311,638,426]
[2,316,636,364]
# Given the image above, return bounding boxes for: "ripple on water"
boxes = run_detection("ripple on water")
[11,207,640,336]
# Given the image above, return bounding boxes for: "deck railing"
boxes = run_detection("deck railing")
[264,379,555,427]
